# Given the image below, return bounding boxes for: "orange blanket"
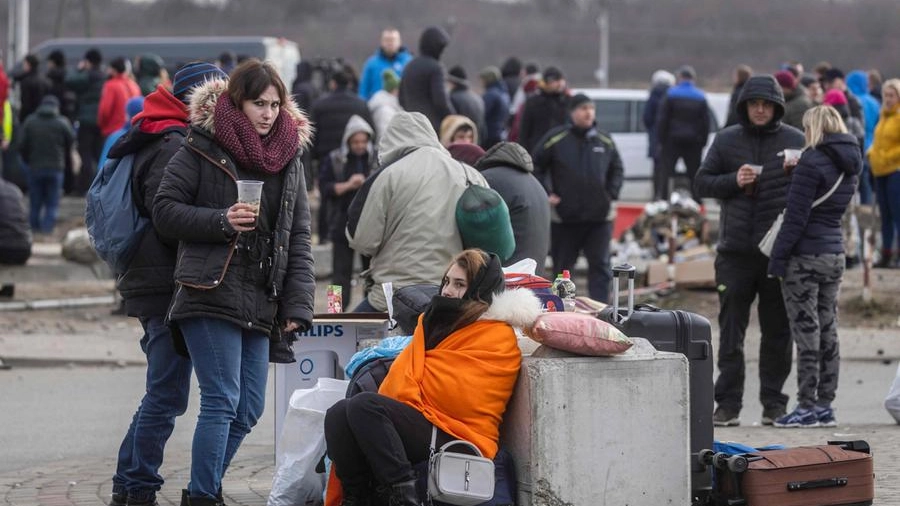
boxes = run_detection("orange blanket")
[379,315,521,458]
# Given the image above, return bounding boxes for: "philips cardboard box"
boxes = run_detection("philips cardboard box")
[273,313,391,452]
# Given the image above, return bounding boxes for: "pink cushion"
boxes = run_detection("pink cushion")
[531,312,633,356]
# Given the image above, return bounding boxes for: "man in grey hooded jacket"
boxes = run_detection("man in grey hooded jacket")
[346,111,488,312]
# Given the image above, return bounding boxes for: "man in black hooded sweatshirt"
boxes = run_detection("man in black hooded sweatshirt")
[398,26,453,133]
[694,75,805,428]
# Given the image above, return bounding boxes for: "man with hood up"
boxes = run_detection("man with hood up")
[346,111,489,312]
[694,75,805,428]
[476,142,551,276]
[319,115,377,307]
[398,26,454,133]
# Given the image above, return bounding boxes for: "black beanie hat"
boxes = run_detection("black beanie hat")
[464,252,505,304]
[568,93,593,111]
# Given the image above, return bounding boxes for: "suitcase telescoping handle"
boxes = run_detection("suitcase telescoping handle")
[611,263,636,324]
[787,477,848,491]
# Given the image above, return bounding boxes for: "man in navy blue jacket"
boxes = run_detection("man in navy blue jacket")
[656,65,710,200]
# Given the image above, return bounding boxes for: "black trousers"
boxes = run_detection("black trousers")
[74,124,104,195]
[713,251,793,413]
[324,392,452,488]
[551,221,612,302]
[656,140,704,200]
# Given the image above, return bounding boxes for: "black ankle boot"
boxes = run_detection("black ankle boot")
[340,484,371,506]
[179,490,222,506]
[388,480,421,506]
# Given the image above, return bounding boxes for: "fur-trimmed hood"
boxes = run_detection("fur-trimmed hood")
[187,78,313,150]
[480,288,543,329]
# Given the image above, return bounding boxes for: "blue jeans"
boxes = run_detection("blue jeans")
[112,316,192,502]
[875,171,900,252]
[27,168,63,233]
[179,317,269,499]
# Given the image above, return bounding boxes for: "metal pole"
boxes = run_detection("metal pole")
[595,9,610,88]
[15,0,29,63]
[6,0,16,68]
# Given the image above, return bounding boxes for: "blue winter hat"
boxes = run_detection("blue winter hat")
[126,96,145,119]
[172,62,228,103]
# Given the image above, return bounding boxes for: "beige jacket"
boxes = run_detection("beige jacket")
[346,111,488,311]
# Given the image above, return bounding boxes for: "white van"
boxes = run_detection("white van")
[572,87,730,202]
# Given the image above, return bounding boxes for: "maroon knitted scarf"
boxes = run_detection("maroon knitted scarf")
[212,93,299,174]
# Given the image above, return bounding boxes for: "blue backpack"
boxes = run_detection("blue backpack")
[85,153,148,274]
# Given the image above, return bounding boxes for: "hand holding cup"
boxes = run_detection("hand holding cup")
[233,180,264,231]
[737,165,761,188]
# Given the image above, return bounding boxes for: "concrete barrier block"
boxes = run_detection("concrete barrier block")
[502,338,690,506]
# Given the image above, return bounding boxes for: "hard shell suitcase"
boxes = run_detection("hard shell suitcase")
[710,440,874,506]
[600,263,715,505]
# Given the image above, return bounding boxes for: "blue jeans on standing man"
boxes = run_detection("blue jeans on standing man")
[112,316,192,503]
[27,168,64,233]
[179,317,269,500]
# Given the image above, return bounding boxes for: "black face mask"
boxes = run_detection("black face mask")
[421,295,466,349]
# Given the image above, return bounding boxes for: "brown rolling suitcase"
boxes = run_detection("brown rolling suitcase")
[713,440,874,506]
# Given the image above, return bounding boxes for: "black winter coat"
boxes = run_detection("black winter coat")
[642,83,670,157]
[111,119,186,317]
[19,104,75,171]
[533,123,624,224]
[694,75,806,255]
[153,124,315,336]
[476,143,550,277]
[310,90,373,160]
[14,69,52,123]
[768,133,861,277]
[398,27,453,132]
[449,86,486,140]
[518,91,569,153]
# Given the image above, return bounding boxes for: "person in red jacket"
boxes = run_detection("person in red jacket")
[97,57,141,137]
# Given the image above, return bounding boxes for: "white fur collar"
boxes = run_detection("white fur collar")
[480,289,543,329]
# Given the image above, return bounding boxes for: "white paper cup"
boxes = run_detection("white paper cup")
[236,180,264,218]
[747,164,763,175]
[783,149,802,164]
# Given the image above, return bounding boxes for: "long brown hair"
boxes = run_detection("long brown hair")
[442,249,493,331]
[227,58,288,107]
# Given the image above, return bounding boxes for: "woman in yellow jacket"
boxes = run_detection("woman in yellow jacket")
[868,79,900,268]
[324,249,542,506]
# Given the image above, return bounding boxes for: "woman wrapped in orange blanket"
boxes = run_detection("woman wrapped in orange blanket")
[324,249,542,506]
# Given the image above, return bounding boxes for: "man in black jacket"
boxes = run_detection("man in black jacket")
[694,75,805,428]
[106,62,228,506]
[533,94,624,302]
[398,25,453,133]
[518,66,569,154]
[13,54,52,124]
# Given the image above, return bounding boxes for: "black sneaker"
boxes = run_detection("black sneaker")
[109,493,127,506]
[713,406,740,427]
[761,406,787,426]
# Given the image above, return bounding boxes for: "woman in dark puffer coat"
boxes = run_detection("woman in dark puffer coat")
[768,105,861,429]
[153,59,315,505]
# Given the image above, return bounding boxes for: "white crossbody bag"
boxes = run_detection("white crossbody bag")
[759,173,844,257]
[427,426,495,506]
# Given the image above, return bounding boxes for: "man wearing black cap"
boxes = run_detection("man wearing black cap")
[104,62,229,506]
[655,64,710,200]
[65,48,106,195]
[446,65,486,140]
[518,65,569,154]
[532,93,624,302]
[694,74,805,428]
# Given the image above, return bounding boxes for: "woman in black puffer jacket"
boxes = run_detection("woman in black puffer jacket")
[153,59,315,506]
[768,105,861,429]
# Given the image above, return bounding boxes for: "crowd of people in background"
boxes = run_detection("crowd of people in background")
[1,23,900,505]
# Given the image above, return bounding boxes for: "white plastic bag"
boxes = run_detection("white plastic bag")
[885,362,900,424]
[268,377,349,506]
